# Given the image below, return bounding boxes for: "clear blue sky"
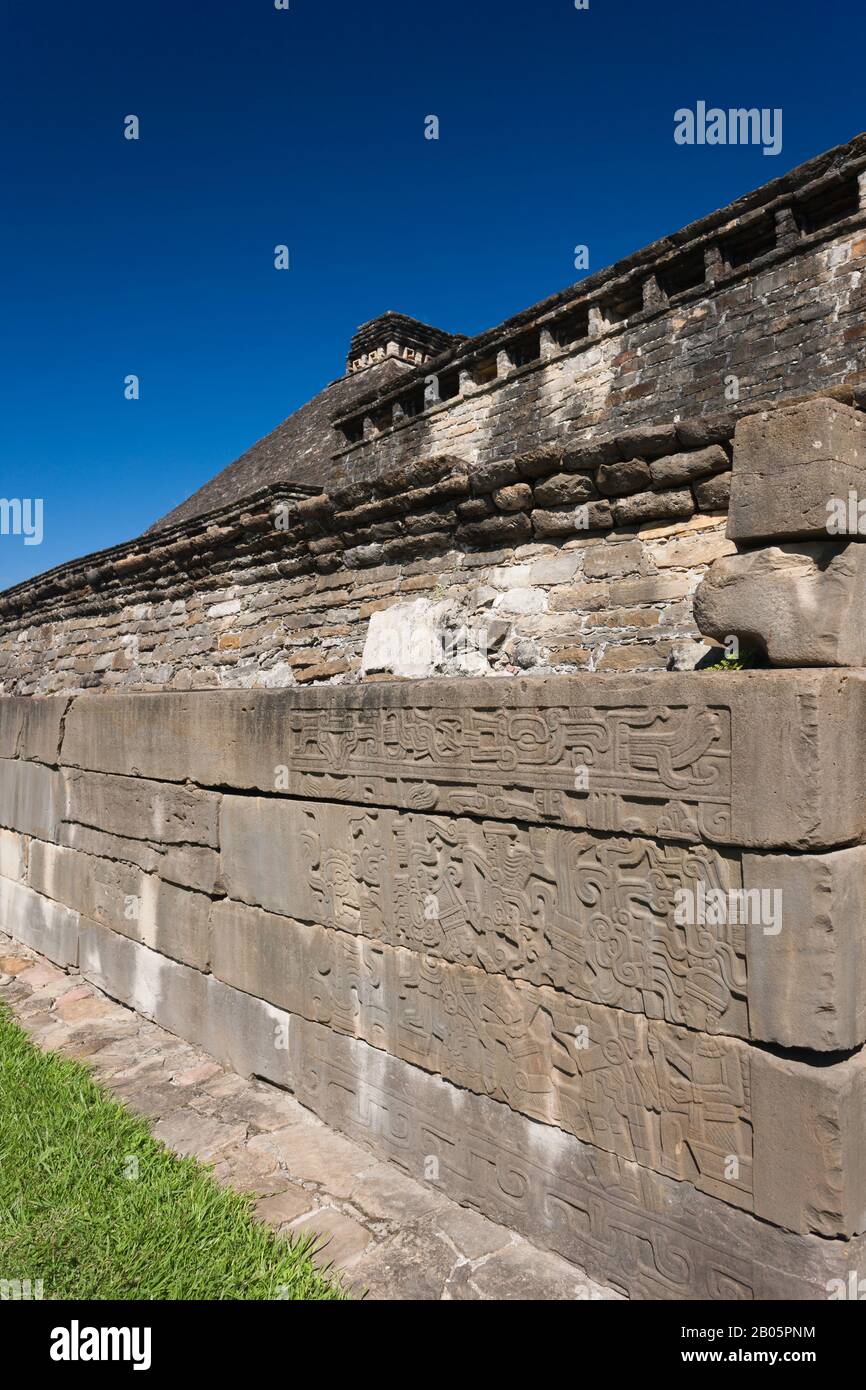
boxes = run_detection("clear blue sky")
[2,0,864,587]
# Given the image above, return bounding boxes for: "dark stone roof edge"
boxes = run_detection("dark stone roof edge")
[333,132,866,423]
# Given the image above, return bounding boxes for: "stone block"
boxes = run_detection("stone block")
[612,488,695,526]
[595,459,652,496]
[694,472,731,511]
[728,399,866,540]
[694,542,866,666]
[744,845,866,1051]
[56,822,221,895]
[0,827,27,882]
[531,503,612,537]
[57,674,866,850]
[532,474,597,507]
[78,919,208,1042]
[0,696,70,763]
[492,483,532,512]
[649,445,729,488]
[62,769,220,847]
[0,759,63,839]
[361,599,453,679]
[0,876,79,967]
[752,1048,866,1239]
[202,974,293,1088]
[28,840,211,970]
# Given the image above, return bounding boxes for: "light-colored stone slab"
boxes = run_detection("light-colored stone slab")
[0,697,70,764]
[0,827,27,882]
[29,840,210,970]
[0,759,63,840]
[57,821,220,895]
[744,845,866,1050]
[0,875,79,967]
[62,769,220,847]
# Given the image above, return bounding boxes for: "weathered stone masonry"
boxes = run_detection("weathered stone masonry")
[5,138,866,1301]
[3,670,866,1299]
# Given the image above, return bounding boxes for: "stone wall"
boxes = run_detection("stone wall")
[4,388,864,697]
[2,674,866,1299]
[0,408,747,694]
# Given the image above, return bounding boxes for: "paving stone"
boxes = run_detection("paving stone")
[0,955,33,975]
[246,1125,366,1201]
[347,1230,466,1301]
[254,1187,317,1229]
[151,1110,249,1162]
[289,1206,375,1273]
[343,1161,447,1225]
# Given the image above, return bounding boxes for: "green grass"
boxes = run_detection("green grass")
[702,646,766,671]
[0,1005,346,1300]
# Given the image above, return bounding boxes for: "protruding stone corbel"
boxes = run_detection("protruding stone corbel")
[694,399,866,665]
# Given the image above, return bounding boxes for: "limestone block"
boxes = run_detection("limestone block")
[0,827,27,882]
[202,975,293,1089]
[362,599,453,678]
[533,473,597,507]
[0,696,70,763]
[744,845,866,1051]
[694,542,866,665]
[728,399,866,540]
[612,488,695,526]
[492,483,532,512]
[752,1048,866,1239]
[57,822,220,895]
[595,459,652,496]
[0,875,79,967]
[62,769,220,847]
[0,759,63,839]
[58,674,866,850]
[649,445,729,488]
[694,472,731,511]
[29,840,210,970]
[78,919,208,1042]
[531,503,612,537]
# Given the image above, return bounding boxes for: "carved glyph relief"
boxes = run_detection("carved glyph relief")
[286,703,732,841]
[294,804,748,1036]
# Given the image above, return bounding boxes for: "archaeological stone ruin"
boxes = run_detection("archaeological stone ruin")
[4,133,866,1299]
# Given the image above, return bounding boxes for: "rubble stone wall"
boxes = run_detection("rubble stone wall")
[1,389,863,697]
[2,675,866,1299]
